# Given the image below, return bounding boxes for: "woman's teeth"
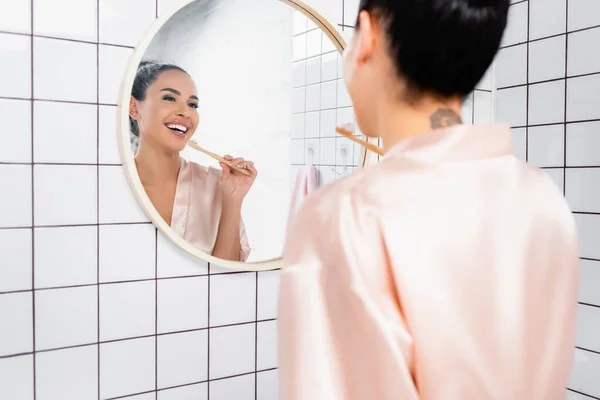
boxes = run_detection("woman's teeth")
[167,124,188,133]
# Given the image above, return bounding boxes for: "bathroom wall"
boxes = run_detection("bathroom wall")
[495,0,600,398]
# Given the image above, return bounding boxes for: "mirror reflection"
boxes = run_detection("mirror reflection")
[127,0,355,263]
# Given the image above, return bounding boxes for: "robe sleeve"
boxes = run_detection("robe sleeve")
[239,217,251,262]
[277,186,420,400]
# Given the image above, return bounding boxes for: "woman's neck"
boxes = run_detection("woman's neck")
[134,140,181,186]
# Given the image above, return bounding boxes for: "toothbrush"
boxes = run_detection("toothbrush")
[187,139,252,176]
[335,124,384,156]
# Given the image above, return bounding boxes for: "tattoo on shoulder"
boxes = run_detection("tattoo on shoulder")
[430,108,463,129]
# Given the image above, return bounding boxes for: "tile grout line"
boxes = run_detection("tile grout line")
[255,271,259,400]
[30,0,36,397]
[96,0,101,398]
[525,0,530,163]
[563,0,569,196]
[155,228,158,399]
[207,262,211,399]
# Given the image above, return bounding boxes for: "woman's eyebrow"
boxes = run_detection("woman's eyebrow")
[161,88,198,101]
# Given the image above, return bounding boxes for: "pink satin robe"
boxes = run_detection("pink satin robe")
[278,123,579,400]
[171,158,251,261]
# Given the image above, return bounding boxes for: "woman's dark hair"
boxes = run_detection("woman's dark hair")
[356,0,509,100]
[129,61,190,137]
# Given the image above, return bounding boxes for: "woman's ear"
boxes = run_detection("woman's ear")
[129,96,140,120]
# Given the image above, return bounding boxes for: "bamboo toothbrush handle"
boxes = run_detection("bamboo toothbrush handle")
[187,140,252,176]
[335,126,384,156]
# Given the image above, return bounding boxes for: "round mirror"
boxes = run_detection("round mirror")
[117,0,374,271]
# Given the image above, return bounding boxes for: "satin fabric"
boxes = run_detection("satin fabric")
[288,165,319,224]
[278,123,579,400]
[171,158,251,261]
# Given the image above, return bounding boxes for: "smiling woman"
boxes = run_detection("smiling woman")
[129,61,257,262]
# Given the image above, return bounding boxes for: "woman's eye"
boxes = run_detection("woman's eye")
[162,95,176,102]
[189,103,199,109]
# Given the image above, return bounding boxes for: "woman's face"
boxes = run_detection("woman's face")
[130,69,200,153]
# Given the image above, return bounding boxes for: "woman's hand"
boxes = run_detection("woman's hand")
[219,155,258,203]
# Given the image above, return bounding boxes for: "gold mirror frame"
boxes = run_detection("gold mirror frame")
[116,0,379,272]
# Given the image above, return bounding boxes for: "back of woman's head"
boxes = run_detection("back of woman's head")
[357,0,509,99]
[129,61,189,137]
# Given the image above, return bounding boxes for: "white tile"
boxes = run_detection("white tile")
[568,0,600,31]
[0,229,31,292]
[497,87,527,127]
[290,138,305,164]
[473,91,492,124]
[0,0,30,34]
[565,390,598,400]
[495,44,527,88]
[0,355,33,400]
[100,281,154,341]
[306,29,322,58]
[476,66,493,91]
[527,125,564,168]
[0,165,31,228]
[257,370,279,400]
[291,87,305,113]
[158,383,207,400]
[292,60,306,87]
[257,320,277,371]
[34,38,96,103]
[257,270,280,320]
[293,10,307,35]
[568,27,600,76]
[0,99,31,163]
[568,348,600,397]
[293,33,307,61]
[100,337,155,399]
[34,165,96,226]
[576,304,600,353]
[209,324,255,379]
[122,394,156,400]
[320,109,337,138]
[461,93,474,124]
[99,45,133,104]
[157,277,208,333]
[0,292,32,356]
[322,32,337,54]
[99,0,156,47]
[318,165,337,186]
[34,0,96,41]
[574,214,600,260]
[35,286,96,350]
[529,36,566,83]
[337,78,352,107]
[36,345,97,400]
[337,52,344,78]
[156,229,208,278]
[511,128,527,161]
[319,137,336,165]
[306,84,321,112]
[337,137,354,167]
[545,168,565,192]
[567,122,600,166]
[33,101,97,164]
[566,168,600,213]
[344,0,360,25]
[157,330,208,389]
[321,51,338,82]
[210,273,255,326]
[529,80,565,125]
[98,105,121,164]
[306,56,321,85]
[291,113,304,139]
[35,226,97,288]
[99,165,148,223]
[0,33,31,98]
[210,374,254,400]
[305,111,320,138]
[501,2,528,47]
[567,75,600,122]
[580,260,600,306]
[305,139,319,166]
[320,80,337,109]
[529,0,566,40]
[99,224,155,283]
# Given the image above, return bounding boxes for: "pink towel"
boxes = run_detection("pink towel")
[288,165,319,224]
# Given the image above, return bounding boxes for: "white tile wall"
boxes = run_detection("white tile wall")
[495,2,600,398]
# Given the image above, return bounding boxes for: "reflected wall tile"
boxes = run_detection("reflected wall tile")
[0,0,31,34]
[305,111,320,138]
[321,51,337,81]
[0,229,32,292]
[100,281,155,341]
[529,0,566,40]
[156,232,208,278]
[306,56,321,85]
[0,33,31,98]
[157,330,208,389]
[567,75,600,122]
[98,165,148,224]
[290,138,305,164]
[291,87,306,113]
[495,44,527,88]
[293,9,308,35]
[0,355,34,400]
[98,105,121,164]
[99,337,155,400]
[496,87,527,127]
[528,80,565,125]
[34,165,97,226]
[343,0,360,26]
[475,66,493,91]
[99,45,133,104]
[291,113,305,139]
[529,36,566,83]
[209,374,254,400]
[320,109,336,138]
[305,139,319,165]
[292,33,307,61]
[35,286,97,351]
[209,324,255,379]
[257,370,279,400]
[157,276,208,333]
[292,60,306,87]
[319,137,336,165]
[33,101,97,164]
[461,93,474,124]
[0,165,32,228]
[565,168,600,213]
[33,38,96,103]
[318,166,336,186]
[568,0,600,31]
[306,29,322,58]
[35,226,97,289]
[567,122,600,166]
[568,28,600,77]
[527,125,564,168]
[322,32,337,53]
[210,273,255,326]
[306,83,321,111]
[501,2,528,47]
[0,99,31,163]
[0,292,33,357]
[473,91,492,124]
[36,345,98,400]
[34,0,97,41]
[337,78,352,107]
[336,136,354,167]
[99,0,156,47]
[257,270,280,320]
[320,80,337,109]
[99,224,155,283]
